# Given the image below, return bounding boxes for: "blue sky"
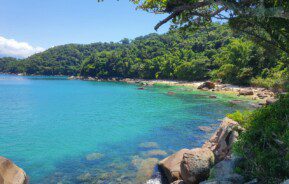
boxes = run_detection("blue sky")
[0,0,169,58]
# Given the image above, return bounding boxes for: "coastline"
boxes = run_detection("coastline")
[0,74,281,183]
[67,76,277,105]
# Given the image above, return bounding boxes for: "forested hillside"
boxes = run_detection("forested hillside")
[0,24,288,90]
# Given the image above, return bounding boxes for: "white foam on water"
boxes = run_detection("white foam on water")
[146,178,162,184]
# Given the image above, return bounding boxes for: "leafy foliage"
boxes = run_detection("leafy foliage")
[130,0,289,54]
[0,24,288,90]
[233,95,289,183]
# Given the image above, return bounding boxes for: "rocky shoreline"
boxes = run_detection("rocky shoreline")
[68,76,278,106]
[0,156,28,184]
[157,117,244,184]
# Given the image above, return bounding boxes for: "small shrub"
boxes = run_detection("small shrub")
[227,110,252,128]
[233,95,289,183]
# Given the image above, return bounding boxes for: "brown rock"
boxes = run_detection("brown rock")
[180,148,215,184]
[158,149,195,183]
[168,91,176,95]
[239,89,253,96]
[198,82,215,90]
[266,98,277,105]
[209,95,217,99]
[0,156,28,184]
[202,118,242,162]
[256,93,267,99]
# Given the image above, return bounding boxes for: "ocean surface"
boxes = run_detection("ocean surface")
[0,74,251,184]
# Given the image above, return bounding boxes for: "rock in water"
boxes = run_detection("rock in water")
[202,117,243,162]
[197,82,215,90]
[158,149,195,183]
[139,142,159,149]
[168,91,176,95]
[209,95,217,99]
[143,150,168,157]
[198,126,213,132]
[0,156,28,184]
[239,89,253,96]
[86,152,104,161]
[136,158,159,184]
[180,148,215,184]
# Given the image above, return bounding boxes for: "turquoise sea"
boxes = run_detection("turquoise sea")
[0,74,251,183]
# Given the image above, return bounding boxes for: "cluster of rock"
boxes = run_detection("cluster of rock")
[158,118,245,184]
[196,81,277,106]
[68,76,122,82]
[0,156,28,184]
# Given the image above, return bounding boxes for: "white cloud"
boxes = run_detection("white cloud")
[0,36,45,58]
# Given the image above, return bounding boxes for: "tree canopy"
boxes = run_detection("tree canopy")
[129,0,289,53]
[1,24,288,90]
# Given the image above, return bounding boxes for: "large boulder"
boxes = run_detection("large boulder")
[158,149,195,183]
[239,89,254,96]
[197,82,215,90]
[202,118,242,162]
[201,156,244,184]
[200,173,244,184]
[180,148,215,184]
[265,98,277,105]
[0,156,28,184]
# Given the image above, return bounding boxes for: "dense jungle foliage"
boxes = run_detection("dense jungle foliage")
[228,94,289,183]
[0,24,288,90]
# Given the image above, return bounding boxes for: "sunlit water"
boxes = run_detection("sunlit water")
[0,74,251,183]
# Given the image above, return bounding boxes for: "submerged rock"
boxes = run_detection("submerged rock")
[136,158,159,184]
[168,91,176,95]
[86,152,104,161]
[180,148,215,184]
[0,156,28,184]
[131,155,144,169]
[143,150,168,157]
[198,126,213,132]
[229,100,243,105]
[139,142,159,149]
[77,172,92,182]
[209,95,217,99]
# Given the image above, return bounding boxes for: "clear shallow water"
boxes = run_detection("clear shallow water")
[0,74,250,183]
